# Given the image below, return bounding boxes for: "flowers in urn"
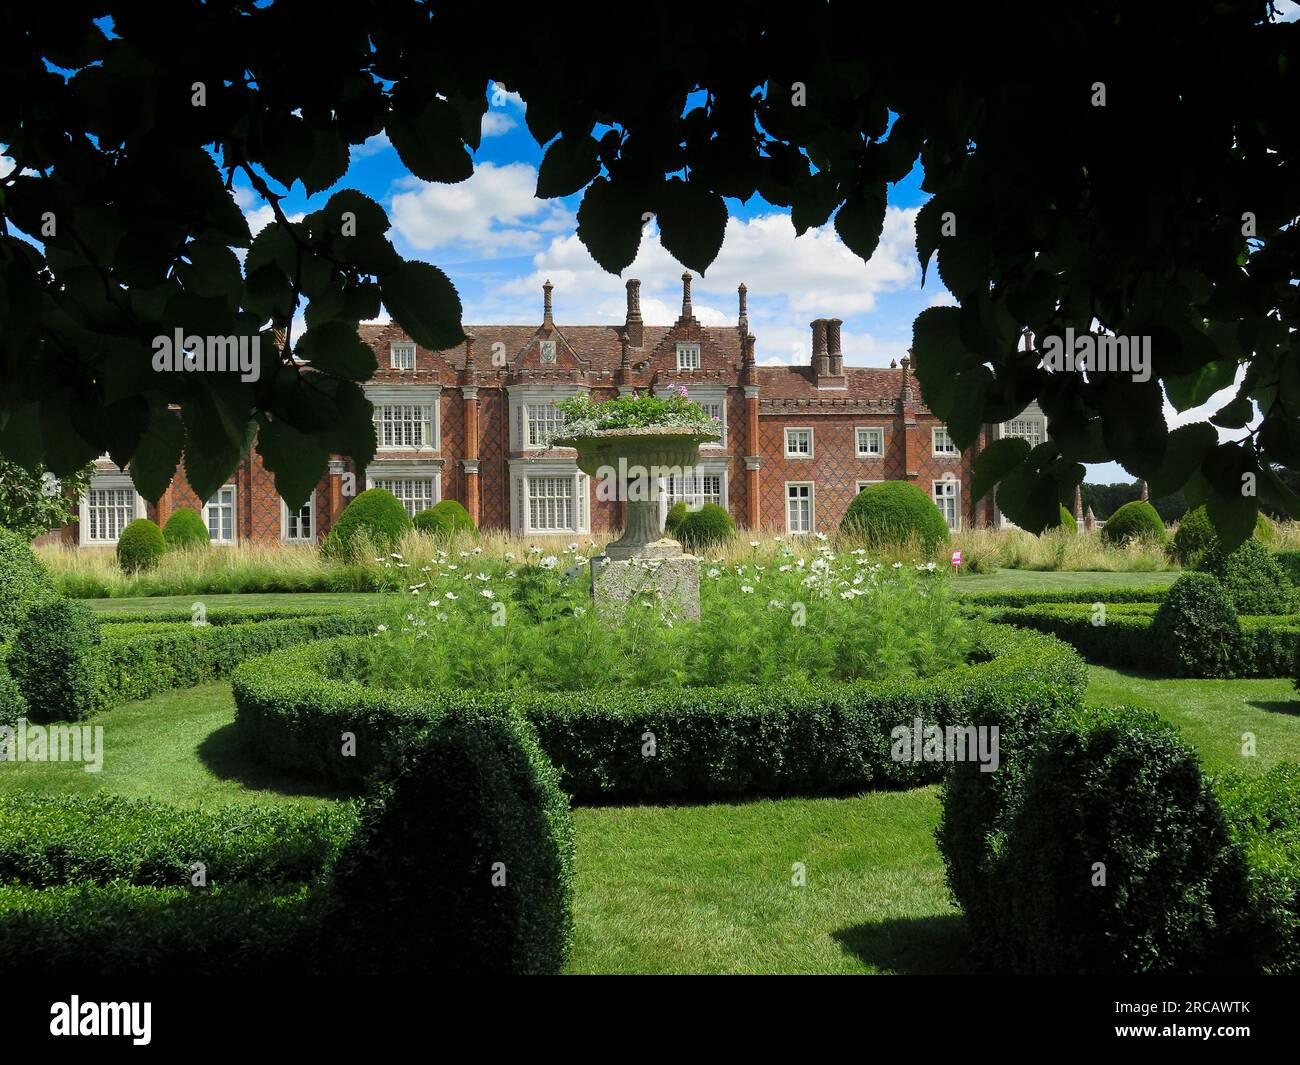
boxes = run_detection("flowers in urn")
[549,383,719,443]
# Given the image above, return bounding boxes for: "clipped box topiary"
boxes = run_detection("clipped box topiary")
[1151,572,1244,678]
[664,501,687,536]
[939,703,1256,974]
[7,597,107,723]
[320,488,412,560]
[1100,500,1166,547]
[413,499,476,537]
[1202,538,1297,615]
[1170,505,1274,569]
[675,502,735,551]
[319,708,575,975]
[162,507,209,551]
[840,480,950,555]
[115,518,165,572]
[0,527,55,639]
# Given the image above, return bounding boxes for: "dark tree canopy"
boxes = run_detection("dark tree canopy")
[2,2,1297,548]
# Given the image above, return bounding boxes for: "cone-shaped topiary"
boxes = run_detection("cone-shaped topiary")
[321,489,412,560]
[841,480,951,555]
[675,503,735,551]
[1202,538,1296,615]
[0,526,55,638]
[162,507,209,551]
[1152,572,1243,678]
[1171,505,1276,569]
[116,518,166,572]
[1101,500,1166,546]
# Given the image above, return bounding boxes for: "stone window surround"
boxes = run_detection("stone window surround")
[508,456,590,535]
[205,484,238,545]
[507,383,588,453]
[389,341,417,370]
[784,426,814,459]
[855,425,885,457]
[932,425,959,457]
[366,382,442,453]
[785,480,815,535]
[365,459,444,512]
[657,457,729,526]
[281,491,316,543]
[79,468,146,546]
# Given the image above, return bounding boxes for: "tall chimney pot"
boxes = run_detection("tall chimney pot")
[625,278,643,347]
[542,279,554,327]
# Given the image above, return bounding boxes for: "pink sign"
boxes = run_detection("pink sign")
[951,550,963,569]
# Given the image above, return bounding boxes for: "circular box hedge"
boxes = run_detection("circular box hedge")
[116,518,166,572]
[1100,500,1165,546]
[232,624,1088,800]
[321,488,412,560]
[162,507,209,550]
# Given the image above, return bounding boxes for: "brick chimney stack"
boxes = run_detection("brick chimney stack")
[542,279,554,328]
[737,283,749,336]
[900,353,914,403]
[681,272,694,320]
[625,278,643,348]
[810,319,829,375]
[827,318,843,376]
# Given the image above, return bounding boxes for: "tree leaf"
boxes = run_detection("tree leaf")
[576,177,644,274]
[387,98,474,184]
[256,416,330,511]
[381,260,464,351]
[536,135,601,199]
[656,178,727,274]
[972,436,1031,503]
[834,185,887,262]
[1147,422,1217,498]
[295,320,378,380]
[128,407,185,503]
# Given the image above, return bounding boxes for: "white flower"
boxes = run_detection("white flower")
[540,555,559,570]
[574,607,587,618]
[390,552,403,559]
[926,561,937,571]
[447,564,459,571]
[506,570,517,578]
[375,624,388,633]
[445,591,458,600]
[767,599,785,609]
[779,564,793,572]
[530,545,543,554]
[480,589,496,599]
[740,585,754,593]
[459,551,470,558]
[749,540,760,548]
[707,567,721,578]
[473,547,483,554]
[409,582,426,591]
[476,572,490,581]
[436,612,448,623]
[774,536,784,543]
[852,548,866,555]
[815,532,828,541]
[430,599,441,607]
[567,542,579,552]
[505,553,515,562]
[892,562,904,569]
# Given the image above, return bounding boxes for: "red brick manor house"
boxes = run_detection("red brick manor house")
[65,275,1051,547]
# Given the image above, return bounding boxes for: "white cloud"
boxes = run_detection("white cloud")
[481,111,517,137]
[352,132,392,158]
[0,156,14,179]
[389,161,572,257]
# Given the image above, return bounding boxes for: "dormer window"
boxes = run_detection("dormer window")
[676,343,701,371]
[539,340,556,364]
[390,341,416,370]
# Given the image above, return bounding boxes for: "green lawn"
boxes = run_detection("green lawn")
[951,568,1178,594]
[83,592,388,614]
[9,591,1296,974]
[1086,665,1300,775]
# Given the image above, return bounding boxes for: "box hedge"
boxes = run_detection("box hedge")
[0,795,356,888]
[115,518,166,572]
[162,507,210,551]
[321,487,412,560]
[0,527,55,639]
[938,703,1300,974]
[841,480,951,555]
[1203,538,1297,616]
[232,624,1089,798]
[7,598,108,724]
[0,711,575,977]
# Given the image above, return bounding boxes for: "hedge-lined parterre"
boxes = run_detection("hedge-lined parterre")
[11,604,387,723]
[0,708,575,977]
[938,703,1300,974]
[231,624,1089,798]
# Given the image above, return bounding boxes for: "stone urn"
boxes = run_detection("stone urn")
[552,425,721,560]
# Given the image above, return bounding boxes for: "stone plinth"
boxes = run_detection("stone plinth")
[592,554,701,621]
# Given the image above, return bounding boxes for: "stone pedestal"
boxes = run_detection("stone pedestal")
[592,554,701,621]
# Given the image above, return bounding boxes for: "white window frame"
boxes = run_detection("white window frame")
[856,479,883,494]
[932,426,959,456]
[855,426,884,457]
[785,481,815,535]
[281,492,316,543]
[366,461,443,519]
[1001,416,1044,448]
[366,383,441,453]
[933,478,961,531]
[509,459,590,534]
[205,485,237,544]
[676,343,701,371]
[508,385,585,452]
[389,341,416,370]
[79,469,146,546]
[539,339,557,365]
[657,383,726,448]
[785,427,814,459]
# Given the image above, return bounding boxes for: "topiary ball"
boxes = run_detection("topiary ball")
[1202,538,1297,615]
[1171,505,1275,569]
[664,501,688,536]
[319,708,575,975]
[840,480,951,555]
[431,500,476,535]
[1047,504,1078,533]
[1101,501,1166,547]
[0,527,55,639]
[321,488,412,560]
[115,518,166,572]
[675,503,735,551]
[412,508,445,535]
[162,507,209,551]
[1152,572,1243,678]
[8,597,106,723]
